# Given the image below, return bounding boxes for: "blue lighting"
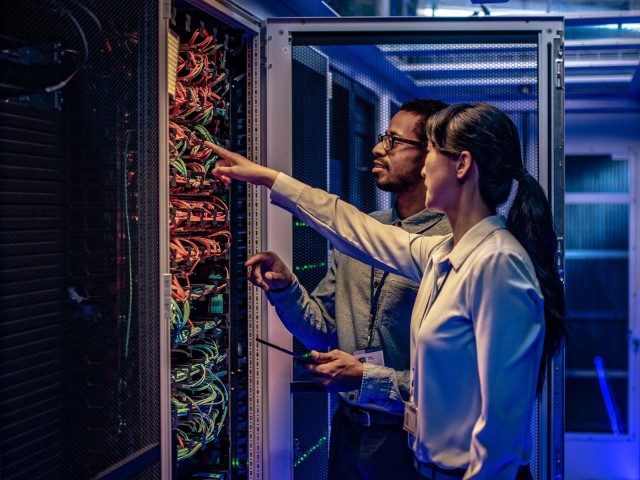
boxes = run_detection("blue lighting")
[594,356,621,435]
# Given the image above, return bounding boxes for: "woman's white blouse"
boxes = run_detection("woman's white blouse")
[271,173,545,480]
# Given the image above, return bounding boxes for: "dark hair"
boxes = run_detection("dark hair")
[399,98,449,143]
[427,103,567,392]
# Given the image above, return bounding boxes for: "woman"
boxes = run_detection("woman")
[209,103,566,479]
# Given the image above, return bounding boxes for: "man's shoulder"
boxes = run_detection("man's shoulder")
[366,207,451,234]
[422,213,451,236]
[409,210,451,236]
[368,209,394,224]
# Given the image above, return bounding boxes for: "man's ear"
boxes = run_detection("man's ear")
[455,150,474,180]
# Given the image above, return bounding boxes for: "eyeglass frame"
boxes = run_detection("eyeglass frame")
[377,133,426,152]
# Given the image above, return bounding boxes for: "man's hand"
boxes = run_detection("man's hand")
[304,349,364,393]
[245,251,295,292]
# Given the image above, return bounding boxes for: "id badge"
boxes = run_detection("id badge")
[403,402,418,436]
[353,347,385,366]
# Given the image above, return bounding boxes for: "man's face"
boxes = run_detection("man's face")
[372,110,425,194]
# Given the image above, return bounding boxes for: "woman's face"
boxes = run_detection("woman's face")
[421,143,459,214]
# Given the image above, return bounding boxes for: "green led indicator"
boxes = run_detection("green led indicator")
[294,435,328,468]
[293,262,327,272]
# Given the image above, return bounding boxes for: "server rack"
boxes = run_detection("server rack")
[0,0,259,479]
[261,16,565,480]
[161,2,261,479]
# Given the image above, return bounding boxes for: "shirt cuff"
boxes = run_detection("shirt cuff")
[359,363,390,404]
[270,173,307,210]
[265,276,300,305]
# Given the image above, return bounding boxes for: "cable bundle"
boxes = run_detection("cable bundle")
[169,197,228,233]
[168,21,233,465]
[170,122,226,194]
[170,265,229,345]
[173,376,228,460]
[172,342,229,461]
[169,28,229,182]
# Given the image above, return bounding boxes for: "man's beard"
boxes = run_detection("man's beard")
[375,165,421,194]
[375,175,411,194]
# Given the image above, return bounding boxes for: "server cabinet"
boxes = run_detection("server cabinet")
[161,2,262,480]
[261,16,565,480]
[0,0,259,479]
[0,1,164,479]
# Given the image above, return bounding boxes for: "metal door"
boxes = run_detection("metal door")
[257,16,565,480]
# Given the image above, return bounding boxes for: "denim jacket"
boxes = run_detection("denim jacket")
[267,207,451,416]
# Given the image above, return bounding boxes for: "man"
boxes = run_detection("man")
[246,99,451,480]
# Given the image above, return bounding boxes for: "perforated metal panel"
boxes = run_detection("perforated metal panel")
[0,1,161,478]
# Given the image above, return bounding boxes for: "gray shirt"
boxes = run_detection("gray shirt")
[267,203,450,416]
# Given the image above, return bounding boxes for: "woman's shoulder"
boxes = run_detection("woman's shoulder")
[476,229,530,264]
[472,230,538,287]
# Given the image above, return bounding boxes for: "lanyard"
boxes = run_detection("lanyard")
[367,268,390,348]
[365,216,443,349]
[365,217,434,348]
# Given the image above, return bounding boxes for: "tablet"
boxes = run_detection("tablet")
[256,337,317,364]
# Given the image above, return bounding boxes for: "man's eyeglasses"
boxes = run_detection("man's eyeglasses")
[377,134,426,152]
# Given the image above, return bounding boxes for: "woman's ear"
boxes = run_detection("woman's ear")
[455,150,474,180]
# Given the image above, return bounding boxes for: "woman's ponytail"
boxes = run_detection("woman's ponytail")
[508,173,567,392]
